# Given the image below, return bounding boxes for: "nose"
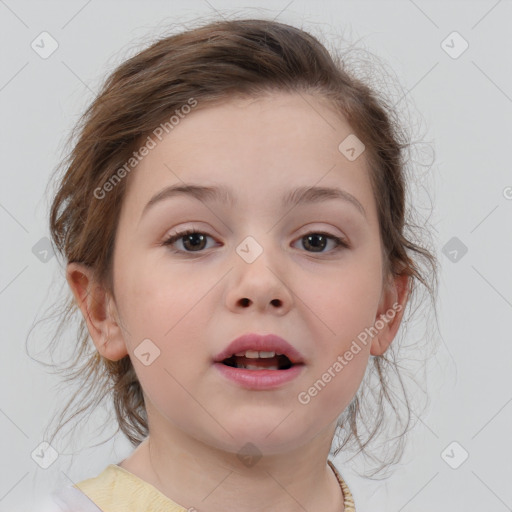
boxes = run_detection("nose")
[225,242,294,315]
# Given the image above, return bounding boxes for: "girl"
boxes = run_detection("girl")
[42,16,437,512]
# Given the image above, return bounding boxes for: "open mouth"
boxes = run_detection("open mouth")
[221,352,294,370]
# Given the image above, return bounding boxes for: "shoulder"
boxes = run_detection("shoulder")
[75,464,190,512]
[73,464,122,509]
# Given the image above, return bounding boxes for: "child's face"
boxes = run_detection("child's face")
[104,92,403,455]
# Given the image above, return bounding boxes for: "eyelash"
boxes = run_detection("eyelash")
[162,229,349,255]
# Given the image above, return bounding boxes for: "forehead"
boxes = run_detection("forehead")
[121,92,377,224]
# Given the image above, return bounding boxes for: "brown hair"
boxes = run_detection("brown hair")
[37,17,438,477]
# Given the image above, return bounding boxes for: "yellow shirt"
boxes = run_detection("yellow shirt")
[75,460,356,511]
[75,464,188,512]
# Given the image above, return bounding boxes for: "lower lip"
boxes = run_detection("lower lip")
[213,362,305,390]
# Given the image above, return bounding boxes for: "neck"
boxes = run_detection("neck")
[120,421,345,512]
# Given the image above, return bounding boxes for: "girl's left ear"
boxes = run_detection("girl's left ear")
[370,273,411,356]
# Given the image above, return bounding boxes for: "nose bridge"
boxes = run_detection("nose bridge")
[239,227,286,271]
[236,233,281,284]
[227,232,293,311]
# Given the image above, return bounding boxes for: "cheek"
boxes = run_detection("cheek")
[115,258,215,369]
[114,265,212,415]
[295,256,383,345]
[116,256,192,330]
[290,253,381,413]
[301,354,368,416]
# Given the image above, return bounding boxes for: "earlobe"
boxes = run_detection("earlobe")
[66,262,129,362]
[370,273,410,356]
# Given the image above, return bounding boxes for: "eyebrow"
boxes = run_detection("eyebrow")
[140,183,367,220]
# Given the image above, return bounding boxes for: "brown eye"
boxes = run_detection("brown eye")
[163,230,215,253]
[302,233,328,252]
[294,232,348,253]
[181,232,207,251]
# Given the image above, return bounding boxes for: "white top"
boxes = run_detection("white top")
[37,485,103,512]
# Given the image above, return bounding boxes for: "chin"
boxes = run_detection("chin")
[207,420,306,457]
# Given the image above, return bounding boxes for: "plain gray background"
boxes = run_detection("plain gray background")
[1,0,511,510]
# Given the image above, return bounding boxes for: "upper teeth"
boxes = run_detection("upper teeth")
[234,350,280,359]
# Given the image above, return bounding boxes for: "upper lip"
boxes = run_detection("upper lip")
[214,333,305,364]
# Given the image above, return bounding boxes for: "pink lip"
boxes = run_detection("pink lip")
[213,333,306,364]
[212,333,306,391]
[213,363,305,390]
